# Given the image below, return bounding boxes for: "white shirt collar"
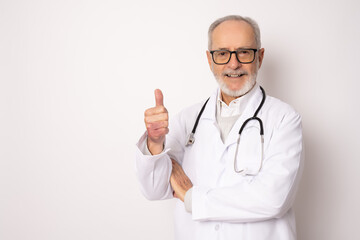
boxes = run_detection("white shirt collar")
[216,83,258,117]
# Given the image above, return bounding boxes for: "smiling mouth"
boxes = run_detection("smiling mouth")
[225,73,246,78]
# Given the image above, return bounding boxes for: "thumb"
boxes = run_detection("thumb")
[154,89,164,106]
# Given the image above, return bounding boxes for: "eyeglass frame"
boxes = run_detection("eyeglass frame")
[209,48,258,65]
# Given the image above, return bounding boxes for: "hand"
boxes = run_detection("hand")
[144,89,169,155]
[170,159,193,202]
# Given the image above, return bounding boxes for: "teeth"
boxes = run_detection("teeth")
[227,74,242,77]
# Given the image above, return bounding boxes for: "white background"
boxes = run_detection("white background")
[1,0,359,239]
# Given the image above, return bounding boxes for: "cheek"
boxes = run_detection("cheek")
[212,65,224,76]
[245,64,257,75]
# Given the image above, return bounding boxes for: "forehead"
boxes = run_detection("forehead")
[211,20,256,49]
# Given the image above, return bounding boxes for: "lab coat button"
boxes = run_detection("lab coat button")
[215,224,220,231]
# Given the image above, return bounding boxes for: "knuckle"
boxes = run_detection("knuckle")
[158,106,168,114]
[144,108,152,116]
[144,116,150,123]
[159,106,167,112]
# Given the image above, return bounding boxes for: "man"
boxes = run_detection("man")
[135,15,303,240]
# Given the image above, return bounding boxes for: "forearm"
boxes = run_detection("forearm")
[135,133,173,200]
[191,169,301,223]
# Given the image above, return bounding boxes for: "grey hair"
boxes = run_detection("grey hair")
[208,15,261,50]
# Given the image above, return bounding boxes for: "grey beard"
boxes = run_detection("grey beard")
[215,72,257,97]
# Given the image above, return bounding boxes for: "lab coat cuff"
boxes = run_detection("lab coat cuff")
[136,131,169,156]
[184,187,193,213]
[191,185,212,221]
[135,132,170,167]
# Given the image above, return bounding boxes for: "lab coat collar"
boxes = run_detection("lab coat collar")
[201,85,264,146]
[201,84,262,121]
[216,84,258,117]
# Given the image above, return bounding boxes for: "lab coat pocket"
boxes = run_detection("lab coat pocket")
[234,125,263,176]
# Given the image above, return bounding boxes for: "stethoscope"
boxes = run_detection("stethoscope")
[185,86,266,175]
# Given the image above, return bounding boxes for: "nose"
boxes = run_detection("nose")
[227,52,242,69]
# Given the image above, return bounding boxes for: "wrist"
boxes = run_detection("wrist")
[147,138,164,155]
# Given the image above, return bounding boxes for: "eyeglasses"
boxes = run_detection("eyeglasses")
[210,48,258,65]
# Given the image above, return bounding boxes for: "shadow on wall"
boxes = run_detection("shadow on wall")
[258,49,290,100]
[294,132,317,240]
[259,55,316,240]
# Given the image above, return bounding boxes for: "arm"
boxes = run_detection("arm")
[135,89,185,200]
[170,159,193,201]
[135,89,172,200]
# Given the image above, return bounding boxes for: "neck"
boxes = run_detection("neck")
[221,93,237,106]
[221,83,256,105]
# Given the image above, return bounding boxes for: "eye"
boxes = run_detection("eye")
[217,51,228,56]
[238,50,251,55]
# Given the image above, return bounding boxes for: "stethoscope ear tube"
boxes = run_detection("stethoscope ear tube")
[238,86,266,136]
[235,86,265,174]
[186,98,210,146]
[239,117,264,135]
[234,133,264,175]
[235,115,264,175]
[254,86,266,118]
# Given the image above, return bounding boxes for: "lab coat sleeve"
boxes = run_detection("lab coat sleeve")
[135,132,173,200]
[135,112,187,201]
[191,110,304,223]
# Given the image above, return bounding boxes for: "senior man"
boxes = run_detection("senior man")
[135,15,304,240]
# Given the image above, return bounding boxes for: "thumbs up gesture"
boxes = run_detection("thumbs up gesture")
[144,89,169,155]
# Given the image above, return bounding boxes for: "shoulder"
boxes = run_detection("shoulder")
[174,89,217,124]
[180,99,208,116]
[262,95,302,130]
[174,98,210,127]
[262,94,301,125]
[264,95,299,114]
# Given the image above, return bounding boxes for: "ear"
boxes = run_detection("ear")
[206,50,213,70]
[258,48,265,69]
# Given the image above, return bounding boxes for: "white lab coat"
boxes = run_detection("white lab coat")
[135,86,304,240]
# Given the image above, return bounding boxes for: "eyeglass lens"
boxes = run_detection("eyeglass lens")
[213,49,255,64]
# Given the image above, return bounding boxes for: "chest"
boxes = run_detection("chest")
[181,117,266,187]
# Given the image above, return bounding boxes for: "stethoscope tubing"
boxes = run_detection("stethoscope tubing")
[186,86,266,174]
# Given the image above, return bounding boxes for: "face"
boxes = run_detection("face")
[207,20,265,98]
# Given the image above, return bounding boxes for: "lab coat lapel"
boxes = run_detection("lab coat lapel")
[190,89,227,184]
[200,89,227,152]
[224,86,263,148]
[201,89,217,123]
